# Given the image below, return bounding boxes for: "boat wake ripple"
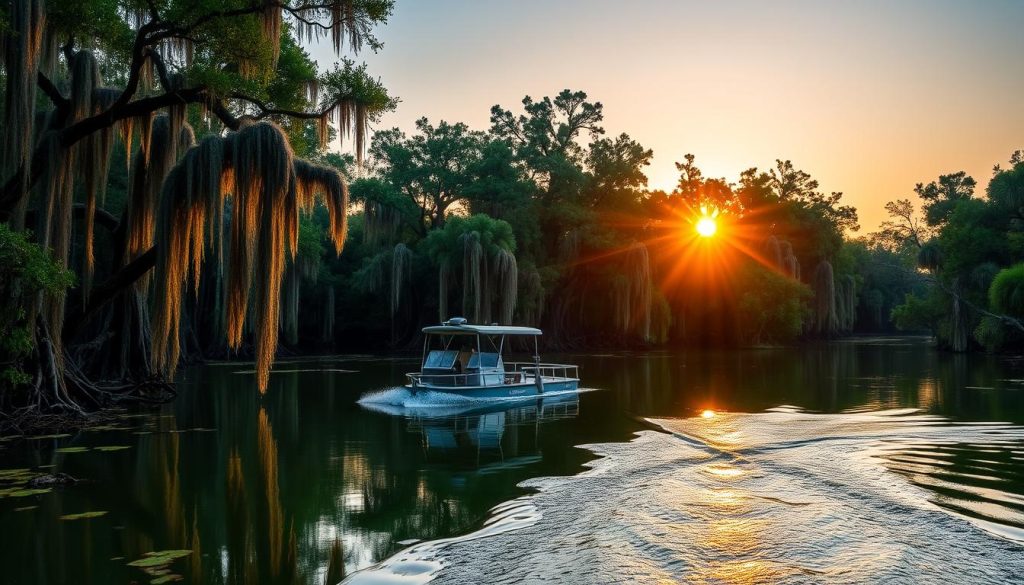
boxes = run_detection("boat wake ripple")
[345,408,1024,584]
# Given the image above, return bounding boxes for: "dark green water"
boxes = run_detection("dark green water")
[2,337,1024,584]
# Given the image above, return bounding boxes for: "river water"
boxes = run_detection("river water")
[2,337,1024,583]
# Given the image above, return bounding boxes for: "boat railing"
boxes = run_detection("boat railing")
[406,372,509,388]
[504,362,580,381]
[406,363,579,388]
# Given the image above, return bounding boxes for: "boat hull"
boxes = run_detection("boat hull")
[404,378,579,399]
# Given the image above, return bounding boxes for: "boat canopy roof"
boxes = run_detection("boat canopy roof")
[422,324,542,336]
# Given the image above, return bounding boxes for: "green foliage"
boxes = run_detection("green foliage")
[735,263,812,345]
[974,316,1007,352]
[370,118,485,230]
[0,224,74,388]
[916,171,976,227]
[891,292,944,333]
[296,215,325,260]
[988,162,1024,214]
[422,214,516,267]
[321,59,397,114]
[842,239,925,330]
[936,199,1010,276]
[989,264,1024,318]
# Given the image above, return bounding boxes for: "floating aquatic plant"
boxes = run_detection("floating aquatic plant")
[59,511,108,521]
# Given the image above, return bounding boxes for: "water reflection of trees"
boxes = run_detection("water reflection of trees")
[87,364,587,583]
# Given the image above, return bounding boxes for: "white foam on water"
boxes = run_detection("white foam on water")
[345,408,1024,584]
[343,497,543,585]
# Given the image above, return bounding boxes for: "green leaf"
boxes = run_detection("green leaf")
[60,511,108,520]
[127,550,192,568]
[5,488,51,497]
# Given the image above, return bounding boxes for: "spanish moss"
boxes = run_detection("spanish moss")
[462,231,483,323]
[493,248,518,324]
[813,260,838,336]
[390,243,411,316]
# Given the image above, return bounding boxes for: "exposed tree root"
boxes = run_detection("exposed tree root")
[0,319,176,436]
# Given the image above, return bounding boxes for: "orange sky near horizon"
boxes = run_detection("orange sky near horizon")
[309,0,1024,233]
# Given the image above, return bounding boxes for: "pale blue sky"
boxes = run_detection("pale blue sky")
[308,0,1024,230]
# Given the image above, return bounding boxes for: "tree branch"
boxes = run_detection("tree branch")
[0,87,210,219]
[37,72,70,114]
[24,204,119,232]
[65,247,157,343]
[229,92,333,121]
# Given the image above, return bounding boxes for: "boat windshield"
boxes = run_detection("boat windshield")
[467,352,501,369]
[423,350,458,369]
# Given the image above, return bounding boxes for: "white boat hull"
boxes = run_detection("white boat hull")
[405,377,579,398]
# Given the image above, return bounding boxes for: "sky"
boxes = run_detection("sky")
[307,0,1024,232]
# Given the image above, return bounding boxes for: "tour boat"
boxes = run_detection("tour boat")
[405,318,580,398]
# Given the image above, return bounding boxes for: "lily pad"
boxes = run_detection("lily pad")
[0,468,33,480]
[127,550,192,568]
[15,505,38,512]
[5,488,51,497]
[60,511,108,520]
[150,575,183,584]
[94,446,132,452]
[55,447,89,454]
[27,434,71,440]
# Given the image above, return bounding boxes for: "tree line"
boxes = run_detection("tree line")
[1,0,1016,420]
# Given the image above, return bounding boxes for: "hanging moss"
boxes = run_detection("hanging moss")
[558,229,581,263]
[0,0,45,222]
[779,240,800,279]
[151,122,348,392]
[518,263,544,326]
[842,274,857,331]
[763,235,783,269]
[461,231,483,322]
[437,260,450,322]
[813,260,838,336]
[493,248,518,325]
[612,243,653,341]
[918,242,943,272]
[363,202,401,248]
[950,277,968,352]
[126,116,196,274]
[390,243,411,317]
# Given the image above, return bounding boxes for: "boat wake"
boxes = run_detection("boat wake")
[345,408,1024,584]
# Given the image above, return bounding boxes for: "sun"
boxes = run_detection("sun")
[696,217,717,238]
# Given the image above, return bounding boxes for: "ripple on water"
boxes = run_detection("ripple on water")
[346,409,1024,584]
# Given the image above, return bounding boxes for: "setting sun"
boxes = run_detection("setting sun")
[696,217,717,238]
